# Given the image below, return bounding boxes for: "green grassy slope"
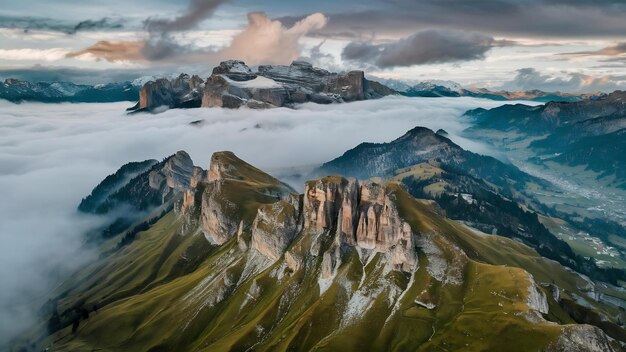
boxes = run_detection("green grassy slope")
[15,154,624,352]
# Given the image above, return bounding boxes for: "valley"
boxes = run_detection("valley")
[461,96,626,276]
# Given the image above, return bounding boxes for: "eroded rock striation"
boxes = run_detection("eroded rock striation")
[302,177,418,272]
[130,74,204,112]
[130,60,396,112]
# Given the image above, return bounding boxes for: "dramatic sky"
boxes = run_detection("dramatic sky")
[1,0,626,91]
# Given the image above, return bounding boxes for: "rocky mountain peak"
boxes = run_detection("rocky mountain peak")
[302,176,417,272]
[129,60,396,112]
[149,151,194,191]
[64,149,625,351]
[194,151,296,245]
[132,74,204,112]
[212,60,257,81]
[398,126,450,142]
[207,151,274,185]
[319,126,459,180]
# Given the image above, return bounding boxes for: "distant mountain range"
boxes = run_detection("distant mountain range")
[1,62,607,107]
[465,91,626,189]
[372,77,603,102]
[0,78,140,103]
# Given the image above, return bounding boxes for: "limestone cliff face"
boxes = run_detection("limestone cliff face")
[250,197,300,261]
[149,151,194,191]
[139,78,174,110]
[303,177,358,236]
[136,74,203,111]
[211,60,257,81]
[549,325,618,352]
[190,166,206,188]
[200,74,247,109]
[323,70,365,101]
[131,60,396,112]
[200,180,241,245]
[302,177,417,272]
[199,151,295,245]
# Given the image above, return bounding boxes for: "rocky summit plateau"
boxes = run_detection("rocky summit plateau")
[127,60,396,112]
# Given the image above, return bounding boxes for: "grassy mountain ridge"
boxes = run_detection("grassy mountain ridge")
[10,151,625,351]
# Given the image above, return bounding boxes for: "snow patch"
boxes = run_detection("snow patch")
[414,300,436,309]
[222,75,282,89]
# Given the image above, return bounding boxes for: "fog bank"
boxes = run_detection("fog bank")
[0,96,537,343]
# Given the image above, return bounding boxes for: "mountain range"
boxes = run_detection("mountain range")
[127,60,396,112]
[1,63,605,108]
[465,91,626,189]
[0,78,140,103]
[10,126,626,352]
[372,77,602,102]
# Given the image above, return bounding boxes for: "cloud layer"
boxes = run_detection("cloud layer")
[342,29,506,68]
[305,0,626,39]
[500,67,626,93]
[144,0,225,33]
[0,15,124,34]
[0,96,535,343]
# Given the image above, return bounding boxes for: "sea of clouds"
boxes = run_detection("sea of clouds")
[0,95,538,343]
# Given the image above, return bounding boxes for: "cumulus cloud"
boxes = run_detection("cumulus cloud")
[341,29,510,68]
[67,9,327,66]
[0,95,529,343]
[298,40,343,73]
[144,0,226,33]
[218,12,327,65]
[500,67,626,93]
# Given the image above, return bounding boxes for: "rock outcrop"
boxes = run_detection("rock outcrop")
[149,151,194,191]
[131,74,204,112]
[212,60,257,81]
[200,180,242,245]
[302,177,418,272]
[250,198,300,261]
[79,151,195,215]
[549,325,618,352]
[130,60,396,112]
[70,149,625,352]
[197,151,296,245]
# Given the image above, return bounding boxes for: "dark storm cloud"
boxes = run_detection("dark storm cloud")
[66,0,230,64]
[144,0,227,32]
[279,0,626,39]
[0,15,124,34]
[341,29,509,68]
